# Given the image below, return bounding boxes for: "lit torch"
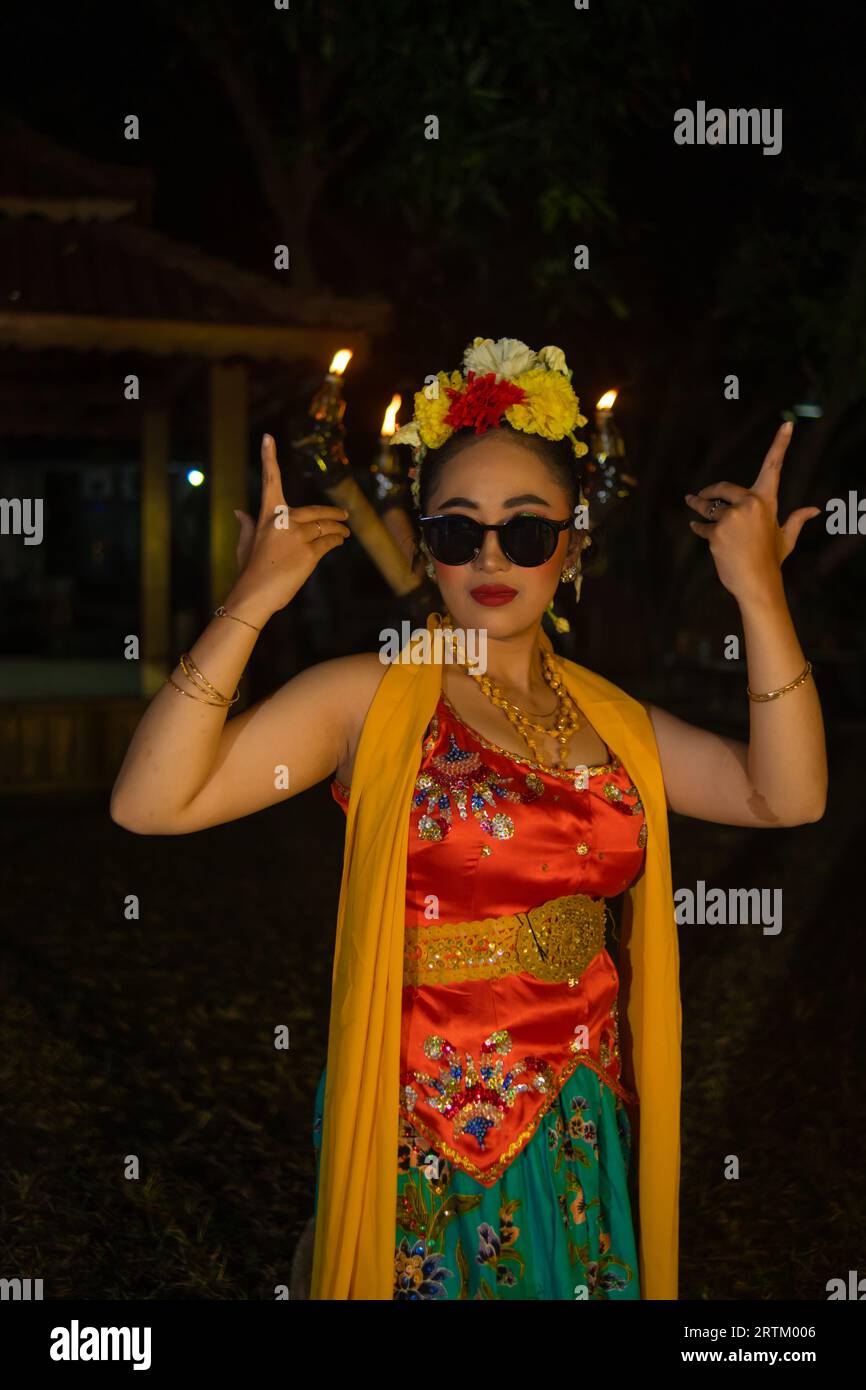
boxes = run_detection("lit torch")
[372,394,404,505]
[584,388,638,520]
[369,393,421,568]
[298,348,353,467]
[292,353,423,597]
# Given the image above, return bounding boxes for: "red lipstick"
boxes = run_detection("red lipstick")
[470,585,518,606]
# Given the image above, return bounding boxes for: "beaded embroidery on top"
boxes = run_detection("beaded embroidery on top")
[401,1029,555,1153]
[399,1016,636,1186]
[332,697,649,853]
[413,731,544,842]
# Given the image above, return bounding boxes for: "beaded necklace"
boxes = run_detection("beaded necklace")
[440,610,583,769]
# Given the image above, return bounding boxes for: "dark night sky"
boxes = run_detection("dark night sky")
[4,0,862,316]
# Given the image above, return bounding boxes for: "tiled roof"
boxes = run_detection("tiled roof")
[0,120,390,332]
[0,214,389,329]
[0,119,154,219]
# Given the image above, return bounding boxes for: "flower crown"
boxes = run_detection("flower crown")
[390,336,589,510]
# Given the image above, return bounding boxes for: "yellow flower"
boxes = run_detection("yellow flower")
[505,368,581,440]
[537,345,568,374]
[414,370,463,448]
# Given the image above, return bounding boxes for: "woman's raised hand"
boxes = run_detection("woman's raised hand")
[684,421,821,607]
[227,434,350,623]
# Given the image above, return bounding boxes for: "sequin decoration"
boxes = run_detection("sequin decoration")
[413,731,543,842]
[421,713,439,757]
[403,893,606,988]
[598,997,624,1073]
[602,776,646,841]
[401,1030,555,1151]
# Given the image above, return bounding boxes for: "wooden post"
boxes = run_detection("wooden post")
[140,406,171,697]
[209,363,248,612]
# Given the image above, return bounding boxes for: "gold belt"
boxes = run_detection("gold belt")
[403,893,609,988]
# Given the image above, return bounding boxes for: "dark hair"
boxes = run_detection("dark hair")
[417,422,582,517]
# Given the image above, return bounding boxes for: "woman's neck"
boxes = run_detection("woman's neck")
[462,637,554,709]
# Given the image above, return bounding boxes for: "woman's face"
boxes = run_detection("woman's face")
[423,433,579,636]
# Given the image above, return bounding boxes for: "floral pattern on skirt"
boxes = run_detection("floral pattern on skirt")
[312,1061,639,1300]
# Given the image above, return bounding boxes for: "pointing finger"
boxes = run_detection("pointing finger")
[752,421,793,501]
[259,434,287,522]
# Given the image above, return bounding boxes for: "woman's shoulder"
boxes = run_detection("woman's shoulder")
[307,650,389,722]
[314,648,388,682]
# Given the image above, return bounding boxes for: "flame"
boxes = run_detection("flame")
[328,348,353,376]
[596,389,618,410]
[380,393,402,436]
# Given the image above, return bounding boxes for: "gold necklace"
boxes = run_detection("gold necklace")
[440,611,583,769]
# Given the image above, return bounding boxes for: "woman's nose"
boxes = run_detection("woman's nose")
[474,528,509,569]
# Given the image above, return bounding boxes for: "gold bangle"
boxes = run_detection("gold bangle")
[167,676,231,708]
[178,653,239,707]
[180,654,239,706]
[179,653,228,699]
[178,654,218,698]
[747,660,813,702]
[215,604,261,633]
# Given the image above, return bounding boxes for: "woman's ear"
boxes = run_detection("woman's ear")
[564,530,582,565]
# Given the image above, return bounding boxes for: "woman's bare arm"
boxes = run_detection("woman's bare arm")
[642,678,825,829]
[110,434,359,834]
[641,421,827,829]
[111,649,387,834]
[641,574,827,829]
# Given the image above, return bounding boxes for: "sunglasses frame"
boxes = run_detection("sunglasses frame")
[418,512,574,568]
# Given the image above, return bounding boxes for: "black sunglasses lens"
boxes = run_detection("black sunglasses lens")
[423,515,560,566]
[502,516,557,565]
[424,515,480,564]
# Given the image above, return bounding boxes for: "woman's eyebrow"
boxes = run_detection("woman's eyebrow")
[436,492,552,510]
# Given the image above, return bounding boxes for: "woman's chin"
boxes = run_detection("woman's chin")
[443,597,543,631]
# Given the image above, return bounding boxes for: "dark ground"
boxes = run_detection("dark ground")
[1,719,863,1300]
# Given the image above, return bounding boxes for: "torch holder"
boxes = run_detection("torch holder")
[291,374,429,601]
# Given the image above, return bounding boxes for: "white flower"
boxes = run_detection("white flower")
[462,336,538,381]
[391,420,421,448]
[537,345,568,374]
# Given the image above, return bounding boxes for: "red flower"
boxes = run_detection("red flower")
[444,371,527,435]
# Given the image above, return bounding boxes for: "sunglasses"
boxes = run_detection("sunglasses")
[418,512,573,567]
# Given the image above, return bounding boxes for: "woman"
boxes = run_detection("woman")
[111,336,827,1302]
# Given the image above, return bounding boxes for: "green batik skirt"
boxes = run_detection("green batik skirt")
[312,1062,640,1300]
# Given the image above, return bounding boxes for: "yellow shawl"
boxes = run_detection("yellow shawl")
[310,611,681,1299]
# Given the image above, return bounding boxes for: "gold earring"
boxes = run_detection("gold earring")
[560,537,588,604]
[561,488,592,605]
